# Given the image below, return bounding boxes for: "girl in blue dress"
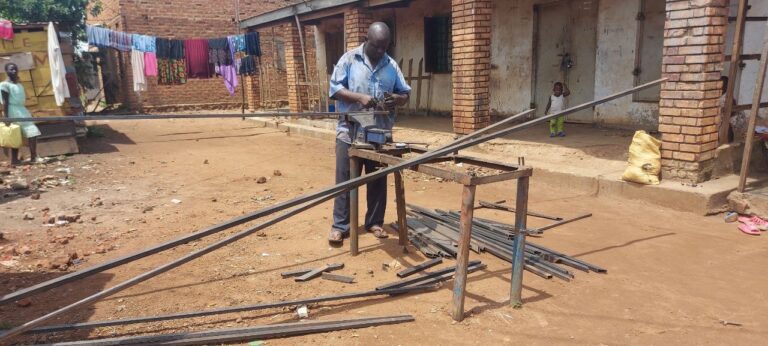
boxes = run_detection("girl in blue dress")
[1,63,40,165]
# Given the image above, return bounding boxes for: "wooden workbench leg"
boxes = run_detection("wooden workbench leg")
[451,184,477,321]
[350,157,360,256]
[510,176,530,307]
[394,170,407,247]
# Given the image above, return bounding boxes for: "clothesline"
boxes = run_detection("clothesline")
[86,25,262,96]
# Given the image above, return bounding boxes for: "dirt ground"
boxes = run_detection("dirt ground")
[1,118,767,345]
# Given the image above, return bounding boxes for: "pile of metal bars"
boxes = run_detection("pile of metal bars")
[400,204,606,281]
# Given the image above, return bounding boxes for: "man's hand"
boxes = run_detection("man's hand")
[358,94,377,109]
[383,92,407,111]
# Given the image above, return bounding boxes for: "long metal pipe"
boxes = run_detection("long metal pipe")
[3,111,385,123]
[0,192,340,341]
[0,79,662,341]
[17,285,437,335]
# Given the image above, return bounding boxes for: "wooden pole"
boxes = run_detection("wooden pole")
[737,20,768,192]
[451,184,477,321]
[720,0,749,145]
[510,176,530,307]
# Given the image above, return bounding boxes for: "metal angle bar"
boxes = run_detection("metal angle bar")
[528,213,593,235]
[280,268,313,278]
[413,262,487,288]
[478,200,563,221]
[2,78,657,336]
[50,315,416,346]
[295,263,344,282]
[397,258,443,278]
[321,272,356,283]
[376,261,483,290]
[22,286,435,335]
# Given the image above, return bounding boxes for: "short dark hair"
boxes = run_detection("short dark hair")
[4,62,17,73]
[554,82,563,88]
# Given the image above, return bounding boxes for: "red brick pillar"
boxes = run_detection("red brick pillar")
[344,7,372,51]
[245,75,260,111]
[658,0,728,183]
[451,0,491,135]
[285,23,309,113]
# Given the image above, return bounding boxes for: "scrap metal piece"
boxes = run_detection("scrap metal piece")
[280,268,312,279]
[321,272,356,284]
[397,258,443,278]
[295,263,344,282]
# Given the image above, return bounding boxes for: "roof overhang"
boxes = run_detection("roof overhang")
[240,0,410,29]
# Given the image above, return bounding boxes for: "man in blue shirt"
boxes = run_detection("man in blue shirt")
[328,22,411,244]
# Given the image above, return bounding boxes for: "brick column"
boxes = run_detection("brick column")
[658,0,728,183]
[451,0,491,135]
[344,7,372,50]
[285,24,309,113]
[245,75,260,111]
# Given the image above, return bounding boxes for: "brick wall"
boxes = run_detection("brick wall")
[451,0,492,134]
[658,0,728,183]
[87,0,301,111]
[345,7,373,51]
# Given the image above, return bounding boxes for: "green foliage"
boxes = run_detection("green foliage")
[0,0,102,42]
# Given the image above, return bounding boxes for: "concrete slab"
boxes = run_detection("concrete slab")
[246,116,757,215]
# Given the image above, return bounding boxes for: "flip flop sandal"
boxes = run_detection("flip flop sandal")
[738,222,761,236]
[328,229,344,244]
[368,226,389,239]
[747,215,768,231]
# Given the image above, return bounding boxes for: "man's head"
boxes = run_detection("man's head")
[553,82,563,96]
[4,62,19,82]
[364,22,391,64]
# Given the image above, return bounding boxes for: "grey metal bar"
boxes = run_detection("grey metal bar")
[295,263,344,282]
[396,258,443,278]
[528,213,592,235]
[19,286,436,335]
[50,315,415,346]
[510,176,529,307]
[478,200,562,221]
[349,157,360,256]
[280,268,313,278]
[1,111,386,123]
[321,272,356,283]
[376,261,483,290]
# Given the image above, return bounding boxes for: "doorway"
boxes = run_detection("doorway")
[533,0,598,123]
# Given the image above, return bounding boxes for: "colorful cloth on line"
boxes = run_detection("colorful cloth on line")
[239,55,257,76]
[158,59,187,85]
[144,52,158,76]
[156,38,185,59]
[220,65,238,96]
[227,35,245,71]
[184,39,211,78]
[208,38,232,66]
[244,32,261,56]
[0,81,41,138]
[86,25,110,48]
[0,20,13,40]
[108,30,132,51]
[132,34,156,52]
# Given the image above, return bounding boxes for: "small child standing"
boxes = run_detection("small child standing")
[545,82,570,137]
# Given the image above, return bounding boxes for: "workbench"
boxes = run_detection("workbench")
[348,145,533,321]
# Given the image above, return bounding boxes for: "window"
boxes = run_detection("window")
[424,16,451,73]
[633,0,665,102]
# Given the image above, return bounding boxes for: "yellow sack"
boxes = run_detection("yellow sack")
[622,130,661,185]
[0,123,23,149]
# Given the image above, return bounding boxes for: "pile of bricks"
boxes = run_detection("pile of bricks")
[451,0,491,135]
[658,0,728,183]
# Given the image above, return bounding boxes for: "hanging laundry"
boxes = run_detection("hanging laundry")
[86,25,110,48]
[108,30,132,52]
[47,22,70,106]
[208,38,231,67]
[239,55,257,76]
[227,34,246,71]
[156,38,186,85]
[0,20,13,40]
[131,50,147,92]
[244,32,261,56]
[144,52,158,77]
[220,65,239,96]
[184,39,211,78]
[132,34,156,52]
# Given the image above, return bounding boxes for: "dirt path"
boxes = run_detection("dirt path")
[1,118,766,345]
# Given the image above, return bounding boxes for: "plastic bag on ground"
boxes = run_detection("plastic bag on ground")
[622,130,661,185]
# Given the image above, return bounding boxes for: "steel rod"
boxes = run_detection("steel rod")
[50,315,415,346]
[396,258,443,278]
[478,200,562,221]
[18,285,436,335]
[376,261,483,290]
[528,213,592,234]
[1,79,658,313]
[0,192,340,342]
